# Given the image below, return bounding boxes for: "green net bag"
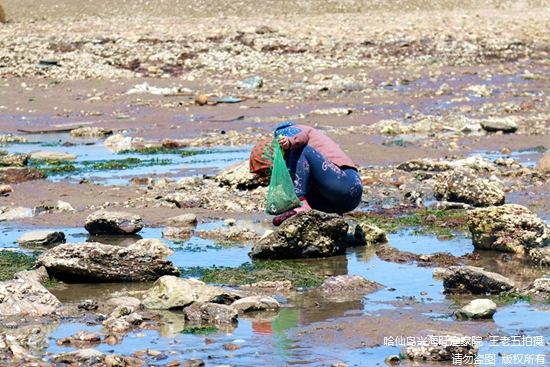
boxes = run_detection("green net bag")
[266,140,302,215]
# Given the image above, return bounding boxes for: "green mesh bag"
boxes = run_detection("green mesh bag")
[266,140,302,215]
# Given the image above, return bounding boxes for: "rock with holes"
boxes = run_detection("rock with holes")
[467,204,550,254]
[249,210,348,260]
[433,166,505,207]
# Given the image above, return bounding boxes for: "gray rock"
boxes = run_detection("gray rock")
[318,274,384,293]
[84,210,144,235]
[249,210,348,259]
[231,296,280,313]
[196,226,261,243]
[535,149,550,173]
[184,302,238,324]
[70,127,112,138]
[454,299,497,319]
[50,349,106,365]
[128,238,174,258]
[17,230,66,247]
[0,278,65,316]
[480,117,518,133]
[36,242,179,282]
[468,204,550,254]
[29,151,77,161]
[433,166,505,207]
[0,167,45,183]
[164,193,200,208]
[141,276,240,310]
[442,266,515,295]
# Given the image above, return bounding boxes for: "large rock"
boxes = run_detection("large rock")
[467,204,550,254]
[0,167,45,183]
[17,230,66,247]
[480,116,518,133]
[0,278,65,316]
[441,266,515,295]
[35,242,179,282]
[433,166,505,207]
[141,276,240,310]
[183,302,238,324]
[525,278,550,296]
[535,149,550,173]
[249,210,348,259]
[84,210,144,235]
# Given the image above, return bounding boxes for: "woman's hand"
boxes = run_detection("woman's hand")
[278,135,291,150]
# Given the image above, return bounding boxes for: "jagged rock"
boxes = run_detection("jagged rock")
[0,278,65,316]
[441,266,515,295]
[525,278,550,296]
[103,134,135,152]
[164,193,200,208]
[0,153,29,167]
[529,247,550,265]
[249,210,348,259]
[0,167,45,183]
[14,266,50,285]
[480,117,518,133]
[231,296,280,313]
[433,166,505,207]
[50,349,106,365]
[70,127,112,138]
[318,274,384,293]
[467,204,550,254]
[84,210,144,235]
[35,242,179,282]
[141,276,240,310]
[17,230,66,247]
[454,299,497,319]
[29,151,77,160]
[215,160,268,189]
[535,149,550,173]
[183,302,238,324]
[405,334,479,361]
[128,238,174,258]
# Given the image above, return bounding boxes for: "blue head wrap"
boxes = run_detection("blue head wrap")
[274,121,302,137]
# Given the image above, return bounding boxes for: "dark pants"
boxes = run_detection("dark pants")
[285,145,363,213]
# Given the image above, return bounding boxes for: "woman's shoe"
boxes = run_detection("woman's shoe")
[272,210,297,226]
[294,197,311,212]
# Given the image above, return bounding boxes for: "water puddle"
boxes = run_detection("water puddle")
[2,133,252,185]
